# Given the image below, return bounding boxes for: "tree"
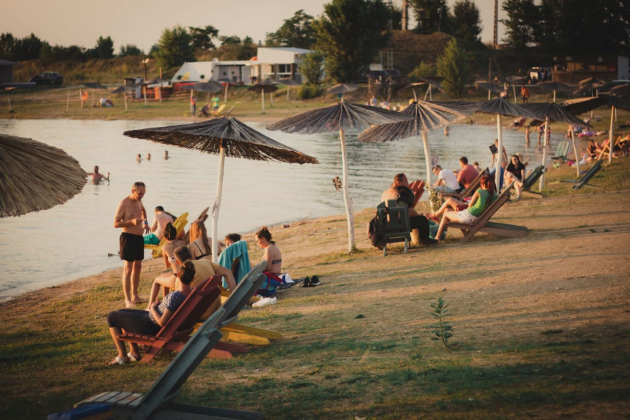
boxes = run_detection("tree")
[0,32,45,61]
[436,38,468,98]
[189,25,219,50]
[155,25,195,69]
[0,33,16,60]
[410,0,451,33]
[119,44,143,57]
[265,10,316,49]
[501,0,539,48]
[408,61,436,81]
[313,0,391,83]
[95,36,114,59]
[451,0,482,43]
[299,51,325,85]
[219,35,242,46]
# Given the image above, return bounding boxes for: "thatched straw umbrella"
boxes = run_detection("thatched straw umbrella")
[474,98,538,186]
[0,134,87,217]
[279,78,303,102]
[266,89,414,252]
[124,118,318,262]
[523,103,592,181]
[358,100,478,186]
[532,81,575,103]
[248,80,279,113]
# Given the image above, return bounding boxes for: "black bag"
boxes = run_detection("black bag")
[367,213,385,249]
[396,186,415,209]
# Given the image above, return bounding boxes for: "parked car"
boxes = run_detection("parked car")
[30,72,64,86]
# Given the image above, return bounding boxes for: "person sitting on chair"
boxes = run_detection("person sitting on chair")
[199,103,210,117]
[504,155,526,199]
[106,261,196,365]
[382,173,436,246]
[434,175,498,242]
[432,165,461,194]
[146,223,187,308]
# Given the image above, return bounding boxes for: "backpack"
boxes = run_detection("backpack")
[367,212,385,250]
[396,186,415,209]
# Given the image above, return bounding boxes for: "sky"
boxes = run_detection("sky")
[1,0,506,53]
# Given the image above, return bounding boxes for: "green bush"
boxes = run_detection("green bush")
[297,84,321,100]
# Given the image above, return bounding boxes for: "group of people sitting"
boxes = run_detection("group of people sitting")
[107,221,283,365]
[586,135,630,160]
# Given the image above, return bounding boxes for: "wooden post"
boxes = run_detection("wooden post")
[286,85,290,102]
[412,88,417,102]
[80,89,84,109]
[609,107,614,164]
[429,84,432,101]
[553,90,556,103]
[538,117,549,191]
[66,90,70,112]
[495,114,503,188]
[7,92,11,112]
[124,92,128,112]
[143,86,148,107]
[512,84,517,104]
[190,90,194,114]
[212,145,226,264]
[270,91,273,107]
[339,128,356,252]
[261,90,265,114]
[488,58,492,100]
[570,127,580,177]
[91,89,94,107]
[422,130,432,187]
[224,83,228,105]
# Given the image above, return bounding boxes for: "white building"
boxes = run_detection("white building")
[171,47,314,85]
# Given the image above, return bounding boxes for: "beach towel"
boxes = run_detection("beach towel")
[218,240,251,288]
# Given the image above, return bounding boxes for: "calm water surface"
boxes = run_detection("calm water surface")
[0,118,558,301]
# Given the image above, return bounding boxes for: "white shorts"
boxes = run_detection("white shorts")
[457,210,478,224]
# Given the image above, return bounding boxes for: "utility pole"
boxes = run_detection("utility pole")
[493,0,499,48]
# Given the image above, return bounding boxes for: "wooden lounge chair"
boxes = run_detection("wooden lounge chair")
[221,105,236,117]
[521,165,544,199]
[551,140,571,161]
[596,136,621,160]
[118,275,247,362]
[144,212,189,258]
[562,160,603,189]
[446,182,529,243]
[441,168,489,201]
[377,200,411,256]
[74,263,268,418]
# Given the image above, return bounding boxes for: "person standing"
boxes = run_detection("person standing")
[88,165,110,184]
[191,95,197,116]
[211,95,220,113]
[114,182,150,308]
[521,86,529,104]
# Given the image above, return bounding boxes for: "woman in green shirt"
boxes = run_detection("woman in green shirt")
[435,175,497,241]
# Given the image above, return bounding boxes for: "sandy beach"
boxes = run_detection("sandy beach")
[1,159,630,418]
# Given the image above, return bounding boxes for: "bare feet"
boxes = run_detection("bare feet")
[131,296,147,304]
[125,300,134,308]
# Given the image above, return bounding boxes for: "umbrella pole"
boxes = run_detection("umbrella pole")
[429,85,432,101]
[66,91,70,112]
[495,114,503,188]
[143,86,148,107]
[421,129,432,189]
[7,92,11,112]
[287,86,290,102]
[270,91,273,107]
[224,84,228,105]
[261,91,265,114]
[212,145,226,264]
[339,128,356,252]
[413,88,417,102]
[539,118,549,191]
[190,90,193,114]
[512,84,517,104]
[609,107,614,164]
[553,90,556,103]
[571,127,580,178]
[91,90,94,108]
[124,92,128,112]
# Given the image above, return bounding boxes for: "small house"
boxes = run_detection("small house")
[249,47,312,83]
[0,59,16,85]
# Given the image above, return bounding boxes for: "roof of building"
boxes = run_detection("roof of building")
[0,59,17,66]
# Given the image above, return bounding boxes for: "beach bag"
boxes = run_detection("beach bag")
[258,272,283,297]
[368,213,385,249]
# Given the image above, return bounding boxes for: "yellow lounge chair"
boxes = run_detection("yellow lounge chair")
[144,212,189,258]
[213,104,226,116]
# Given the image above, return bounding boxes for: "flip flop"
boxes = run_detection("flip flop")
[298,277,311,287]
[127,352,139,362]
[108,356,127,366]
[309,275,321,286]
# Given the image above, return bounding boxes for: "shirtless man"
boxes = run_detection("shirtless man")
[144,206,174,245]
[114,182,150,307]
[88,166,109,184]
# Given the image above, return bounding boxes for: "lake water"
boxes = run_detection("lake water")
[0,118,558,301]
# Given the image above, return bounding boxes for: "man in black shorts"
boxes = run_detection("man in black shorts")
[114,182,150,307]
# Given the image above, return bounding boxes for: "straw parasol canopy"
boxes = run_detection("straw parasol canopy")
[327,83,360,95]
[248,80,279,113]
[358,100,476,186]
[0,134,87,218]
[180,81,224,93]
[267,99,413,251]
[475,97,538,186]
[279,78,302,101]
[523,102,592,179]
[124,117,318,261]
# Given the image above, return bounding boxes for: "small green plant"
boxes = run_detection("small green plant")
[297,83,321,100]
[430,297,454,352]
